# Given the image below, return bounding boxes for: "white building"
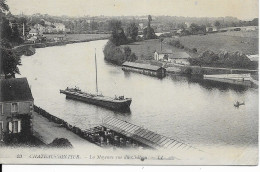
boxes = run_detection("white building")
[34,24,45,34]
[154,50,191,65]
[154,49,173,61]
[53,23,66,32]
[28,28,39,37]
[168,52,191,65]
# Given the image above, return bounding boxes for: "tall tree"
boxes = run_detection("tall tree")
[109,20,127,46]
[143,15,157,40]
[0,0,22,78]
[126,22,138,41]
[1,16,12,41]
[0,39,21,78]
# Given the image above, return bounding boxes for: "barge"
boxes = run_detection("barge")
[60,88,132,111]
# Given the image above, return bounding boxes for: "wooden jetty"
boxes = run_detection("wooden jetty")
[102,116,199,151]
[203,73,258,87]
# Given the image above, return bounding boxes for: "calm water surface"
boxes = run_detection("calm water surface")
[19,40,258,152]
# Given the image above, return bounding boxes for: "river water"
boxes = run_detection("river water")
[19,40,258,159]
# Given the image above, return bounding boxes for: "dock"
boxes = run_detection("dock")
[102,116,199,152]
[203,73,258,87]
[34,105,202,155]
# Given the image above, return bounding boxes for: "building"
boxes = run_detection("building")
[206,26,218,32]
[34,24,45,34]
[53,23,66,32]
[122,62,166,78]
[0,78,34,143]
[27,36,38,43]
[154,49,173,61]
[53,36,64,42]
[44,26,54,33]
[168,52,191,65]
[28,28,39,37]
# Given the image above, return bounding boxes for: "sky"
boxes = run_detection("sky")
[6,0,259,20]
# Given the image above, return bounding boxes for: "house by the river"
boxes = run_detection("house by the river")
[122,62,166,78]
[154,50,191,66]
[0,77,34,143]
[154,49,173,61]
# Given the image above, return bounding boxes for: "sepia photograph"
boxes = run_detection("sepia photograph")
[0,0,259,165]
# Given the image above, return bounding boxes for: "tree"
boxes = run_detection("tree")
[251,18,258,26]
[143,15,157,40]
[126,22,138,41]
[124,46,131,58]
[0,1,22,78]
[0,39,21,78]
[103,41,125,65]
[0,16,12,41]
[0,0,9,12]
[148,15,152,27]
[39,19,45,26]
[128,53,137,62]
[11,25,23,45]
[214,21,221,29]
[108,20,128,46]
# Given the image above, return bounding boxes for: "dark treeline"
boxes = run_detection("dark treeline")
[0,0,23,78]
[15,13,258,34]
[103,15,157,65]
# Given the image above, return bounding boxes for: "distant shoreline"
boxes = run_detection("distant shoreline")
[13,34,110,56]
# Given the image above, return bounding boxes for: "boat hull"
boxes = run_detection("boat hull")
[60,90,132,111]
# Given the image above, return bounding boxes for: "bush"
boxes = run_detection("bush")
[189,50,255,69]
[103,41,126,65]
[192,48,197,53]
[48,138,73,148]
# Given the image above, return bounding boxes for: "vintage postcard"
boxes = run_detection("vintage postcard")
[0,0,258,165]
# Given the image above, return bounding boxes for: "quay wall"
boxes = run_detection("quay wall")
[33,105,147,148]
[13,37,109,57]
[169,65,259,76]
[33,105,96,143]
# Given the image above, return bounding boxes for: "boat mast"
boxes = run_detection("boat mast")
[95,48,98,94]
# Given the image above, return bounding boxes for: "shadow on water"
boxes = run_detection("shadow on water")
[168,74,249,93]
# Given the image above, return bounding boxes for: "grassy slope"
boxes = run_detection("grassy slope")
[121,39,195,60]
[179,30,258,55]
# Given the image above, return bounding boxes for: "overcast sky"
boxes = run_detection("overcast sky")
[6,0,259,20]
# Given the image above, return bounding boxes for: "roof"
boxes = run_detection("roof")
[122,62,163,71]
[168,52,191,59]
[29,28,38,33]
[156,49,173,54]
[246,54,258,62]
[0,78,34,102]
[102,116,198,151]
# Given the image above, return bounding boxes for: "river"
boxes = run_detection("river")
[19,39,258,160]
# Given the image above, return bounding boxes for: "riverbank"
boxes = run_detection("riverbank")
[32,111,100,149]
[13,34,110,57]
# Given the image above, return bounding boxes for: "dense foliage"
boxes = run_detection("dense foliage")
[189,50,257,69]
[126,22,139,42]
[103,41,137,65]
[109,20,128,46]
[143,15,157,39]
[0,0,22,78]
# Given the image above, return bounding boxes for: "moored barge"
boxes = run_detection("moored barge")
[60,87,132,111]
